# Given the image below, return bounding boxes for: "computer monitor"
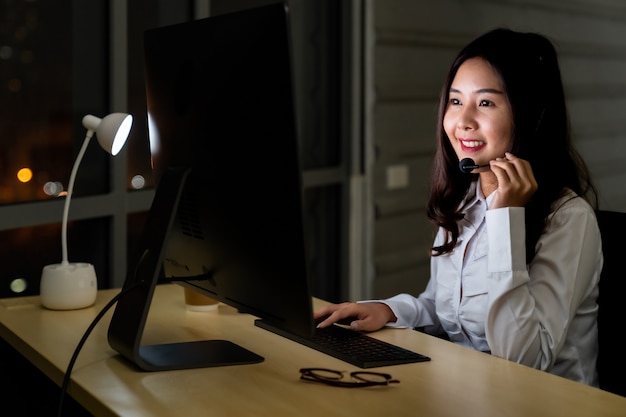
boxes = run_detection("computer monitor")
[107,3,315,371]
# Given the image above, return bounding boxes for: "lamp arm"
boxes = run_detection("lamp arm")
[61,130,94,265]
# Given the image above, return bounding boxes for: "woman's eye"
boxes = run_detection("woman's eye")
[479,99,493,106]
[449,98,460,105]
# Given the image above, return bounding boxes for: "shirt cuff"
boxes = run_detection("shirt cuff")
[486,207,526,272]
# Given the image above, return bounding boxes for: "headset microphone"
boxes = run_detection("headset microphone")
[458,158,490,174]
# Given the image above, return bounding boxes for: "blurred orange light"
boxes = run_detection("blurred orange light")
[17,167,33,183]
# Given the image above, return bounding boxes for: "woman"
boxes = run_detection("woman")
[315,28,602,386]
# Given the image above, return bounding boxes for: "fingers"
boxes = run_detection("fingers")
[488,152,537,207]
[313,302,396,332]
[314,302,359,329]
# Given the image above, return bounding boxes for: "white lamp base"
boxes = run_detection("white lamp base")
[40,263,98,310]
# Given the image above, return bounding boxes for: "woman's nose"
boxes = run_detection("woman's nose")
[457,106,478,130]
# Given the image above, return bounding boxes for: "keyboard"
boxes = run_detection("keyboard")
[254,319,430,368]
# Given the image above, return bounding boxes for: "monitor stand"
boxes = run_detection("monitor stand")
[107,166,264,371]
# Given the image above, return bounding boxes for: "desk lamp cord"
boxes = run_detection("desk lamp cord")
[56,280,144,417]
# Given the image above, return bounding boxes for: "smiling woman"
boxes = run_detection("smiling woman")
[444,56,537,207]
[314,28,602,388]
[443,57,514,174]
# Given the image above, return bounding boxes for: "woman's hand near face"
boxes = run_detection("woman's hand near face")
[313,302,397,332]
[488,152,538,209]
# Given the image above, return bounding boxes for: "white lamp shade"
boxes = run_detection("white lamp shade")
[82,113,133,156]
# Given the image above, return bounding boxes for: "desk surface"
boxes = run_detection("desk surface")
[1,284,625,417]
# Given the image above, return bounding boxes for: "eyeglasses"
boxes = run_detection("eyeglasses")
[299,368,399,388]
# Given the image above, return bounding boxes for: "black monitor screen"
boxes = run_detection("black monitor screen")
[108,3,315,371]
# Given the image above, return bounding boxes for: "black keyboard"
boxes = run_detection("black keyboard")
[254,319,430,368]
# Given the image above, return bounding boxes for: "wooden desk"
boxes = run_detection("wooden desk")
[1,284,625,417]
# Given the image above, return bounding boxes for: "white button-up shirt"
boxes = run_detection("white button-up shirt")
[381,180,602,386]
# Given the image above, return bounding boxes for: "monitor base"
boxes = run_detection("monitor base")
[137,340,263,371]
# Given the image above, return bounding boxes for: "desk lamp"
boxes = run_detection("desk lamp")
[40,113,133,310]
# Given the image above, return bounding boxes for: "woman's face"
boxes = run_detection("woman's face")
[443,57,514,169]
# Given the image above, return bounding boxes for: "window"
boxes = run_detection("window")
[0,0,360,303]
[0,1,156,297]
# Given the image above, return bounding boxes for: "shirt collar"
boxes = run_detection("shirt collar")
[459,180,482,212]
[460,178,495,212]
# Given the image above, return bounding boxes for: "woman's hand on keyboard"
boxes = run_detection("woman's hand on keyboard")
[313,302,397,332]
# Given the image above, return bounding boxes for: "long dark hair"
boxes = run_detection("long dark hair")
[427,28,597,262]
